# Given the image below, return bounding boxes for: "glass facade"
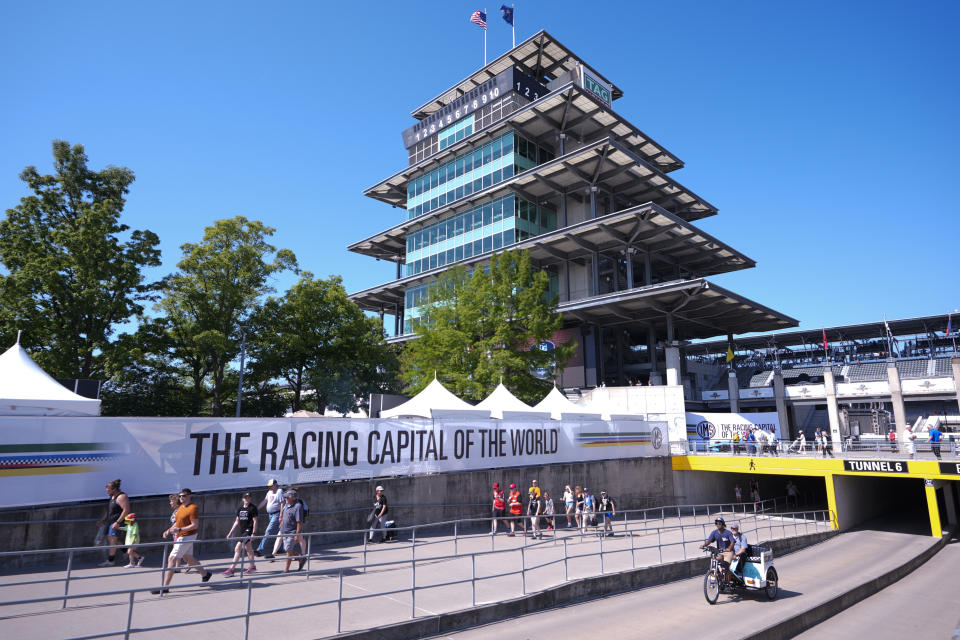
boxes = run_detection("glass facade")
[404,194,558,277]
[405,132,554,220]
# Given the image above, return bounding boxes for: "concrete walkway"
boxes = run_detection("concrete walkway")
[434,529,939,640]
[0,511,827,639]
[795,535,960,640]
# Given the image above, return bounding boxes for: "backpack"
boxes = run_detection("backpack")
[296,497,309,520]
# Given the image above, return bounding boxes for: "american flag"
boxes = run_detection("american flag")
[470,10,487,28]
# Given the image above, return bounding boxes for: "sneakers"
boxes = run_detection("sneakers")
[243,567,256,575]
[136,557,145,567]
[263,553,274,559]
[150,588,169,595]
[97,560,115,567]
[297,558,306,571]
[223,568,235,577]
[123,563,136,568]
[254,550,263,557]
[201,571,212,583]
[507,533,515,537]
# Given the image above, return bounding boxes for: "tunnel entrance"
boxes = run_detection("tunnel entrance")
[832,474,930,534]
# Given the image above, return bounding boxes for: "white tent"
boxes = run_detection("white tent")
[0,342,101,416]
[475,383,549,420]
[534,386,601,420]
[380,378,488,419]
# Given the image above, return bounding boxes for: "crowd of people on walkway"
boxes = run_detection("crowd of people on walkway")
[490,480,617,538]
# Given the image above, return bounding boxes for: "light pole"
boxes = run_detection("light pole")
[236,327,247,418]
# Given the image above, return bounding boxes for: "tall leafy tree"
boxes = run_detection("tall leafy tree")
[0,141,161,377]
[159,216,296,416]
[401,250,574,404]
[248,273,399,414]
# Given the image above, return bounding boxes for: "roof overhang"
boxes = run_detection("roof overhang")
[366,83,684,208]
[349,205,762,314]
[410,30,622,121]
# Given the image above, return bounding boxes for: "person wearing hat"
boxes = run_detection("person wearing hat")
[507,483,523,536]
[901,424,916,459]
[369,486,388,543]
[491,482,506,534]
[598,490,616,537]
[527,487,543,538]
[729,522,750,582]
[581,488,597,533]
[118,513,142,568]
[700,517,735,586]
[256,479,284,558]
[223,492,259,576]
[280,488,306,572]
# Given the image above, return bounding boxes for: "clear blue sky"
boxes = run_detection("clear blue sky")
[2,1,957,335]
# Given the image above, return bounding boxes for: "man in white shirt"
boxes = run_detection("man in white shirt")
[256,479,284,558]
[901,425,916,459]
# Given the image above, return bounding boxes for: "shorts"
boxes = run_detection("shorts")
[720,550,734,564]
[108,525,123,538]
[565,501,574,510]
[604,512,612,520]
[509,507,522,516]
[492,507,505,518]
[235,534,253,545]
[281,534,300,551]
[169,534,197,559]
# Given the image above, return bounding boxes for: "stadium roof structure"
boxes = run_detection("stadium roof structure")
[350,201,753,277]
[410,30,623,121]
[689,313,954,356]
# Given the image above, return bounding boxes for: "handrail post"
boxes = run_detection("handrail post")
[159,542,169,592]
[471,553,476,607]
[362,534,368,574]
[62,549,73,609]
[521,546,526,595]
[680,523,686,560]
[454,520,458,555]
[337,569,344,634]
[599,531,605,574]
[123,590,134,640]
[629,531,635,568]
[244,577,253,640]
[305,534,312,579]
[657,527,662,564]
[411,542,416,619]
[563,537,569,581]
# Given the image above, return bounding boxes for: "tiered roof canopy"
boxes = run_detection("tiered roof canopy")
[410,30,623,121]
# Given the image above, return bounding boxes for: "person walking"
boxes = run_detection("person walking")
[822,432,835,458]
[280,489,306,572]
[563,485,575,528]
[815,428,824,456]
[491,482,506,534]
[786,481,799,510]
[901,425,916,458]
[96,479,131,567]
[528,479,541,499]
[581,487,597,534]
[152,488,212,595]
[369,486,388,543]
[223,492,258,576]
[527,488,542,539]
[574,485,585,529]
[256,479,284,558]
[507,483,524,536]
[928,425,943,460]
[734,483,742,504]
[732,431,741,455]
[798,431,806,454]
[599,490,616,537]
[887,428,897,453]
[118,513,143,568]
[543,491,555,531]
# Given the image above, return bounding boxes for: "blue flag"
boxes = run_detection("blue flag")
[500,5,514,26]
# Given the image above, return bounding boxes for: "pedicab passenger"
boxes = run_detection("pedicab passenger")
[729,522,750,580]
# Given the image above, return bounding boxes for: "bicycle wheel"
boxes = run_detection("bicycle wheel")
[765,567,779,600]
[703,570,720,604]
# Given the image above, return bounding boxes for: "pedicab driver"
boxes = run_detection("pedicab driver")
[701,517,735,585]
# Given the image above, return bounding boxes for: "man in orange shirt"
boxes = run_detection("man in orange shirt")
[152,488,212,594]
[507,484,524,536]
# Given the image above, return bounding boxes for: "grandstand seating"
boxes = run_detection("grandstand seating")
[896,359,930,379]
[846,362,887,382]
[935,357,954,376]
[748,371,773,388]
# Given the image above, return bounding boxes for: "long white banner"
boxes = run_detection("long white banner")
[0,415,669,508]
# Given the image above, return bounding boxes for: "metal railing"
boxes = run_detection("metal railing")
[675,438,960,460]
[0,503,831,639]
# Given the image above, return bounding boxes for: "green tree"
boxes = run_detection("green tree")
[159,216,296,416]
[248,273,400,414]
[401,250,574,404]
[0,141,161,378]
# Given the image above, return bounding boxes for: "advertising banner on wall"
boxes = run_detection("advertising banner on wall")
[0,415,669,508]
[685,412,781,441]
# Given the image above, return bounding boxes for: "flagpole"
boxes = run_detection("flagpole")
[484,7,487,65]
[512,4,516,48]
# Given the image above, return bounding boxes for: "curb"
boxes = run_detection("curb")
[335,530,837,640]
[743,531,951,640]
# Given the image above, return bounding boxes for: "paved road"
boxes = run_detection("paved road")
[0,510,827,639]
[437,530,939,640]
[795,536,960,640]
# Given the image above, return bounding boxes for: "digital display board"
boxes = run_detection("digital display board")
[402,68,548,149]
